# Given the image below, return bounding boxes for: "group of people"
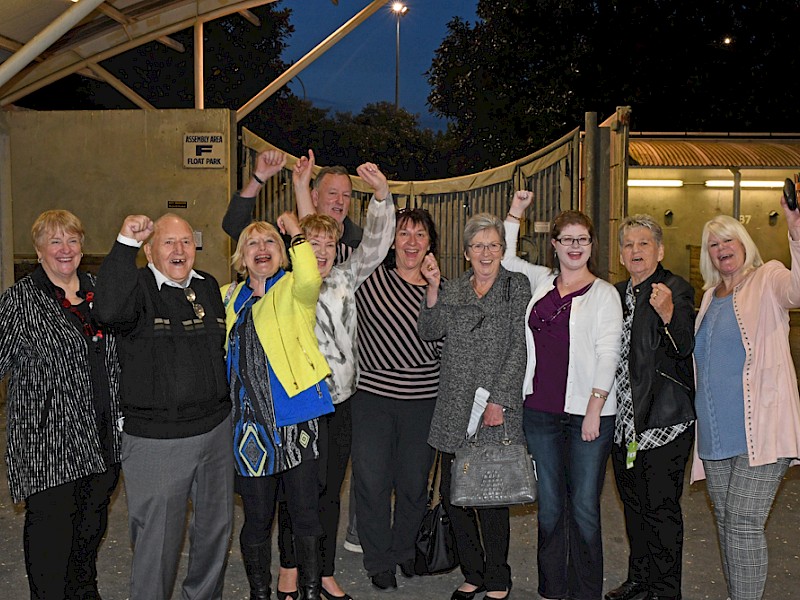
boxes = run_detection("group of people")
[1,150,799,600]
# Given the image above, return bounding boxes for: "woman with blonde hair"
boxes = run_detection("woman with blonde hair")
[0,210,121,599]
[693,204,800,600]
[224,213,334,600]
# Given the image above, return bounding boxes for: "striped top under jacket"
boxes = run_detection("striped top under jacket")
[355,264,442,400]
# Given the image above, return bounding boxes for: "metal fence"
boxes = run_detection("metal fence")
[240,127,580,280]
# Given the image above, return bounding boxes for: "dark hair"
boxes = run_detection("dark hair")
[546,210,599,275]
[383,207,439,268]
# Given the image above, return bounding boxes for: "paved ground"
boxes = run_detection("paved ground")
[2,316,800,599]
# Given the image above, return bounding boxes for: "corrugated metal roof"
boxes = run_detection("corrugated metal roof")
[629,139,800,168]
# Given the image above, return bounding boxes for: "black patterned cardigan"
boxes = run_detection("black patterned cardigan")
[0,269,122,503]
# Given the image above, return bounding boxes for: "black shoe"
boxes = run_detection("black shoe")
[451,585,486,600]
[641,593,679,600]
[605,581,648,600]
[320,588,353,600]
[398,558,416,578]
[482,592,510,600]
[371,571,397,591]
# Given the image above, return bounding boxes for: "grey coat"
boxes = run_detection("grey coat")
[419,266,531,454]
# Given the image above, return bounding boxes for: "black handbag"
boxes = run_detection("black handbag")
[414,452,459,575]
[450,423,538,507]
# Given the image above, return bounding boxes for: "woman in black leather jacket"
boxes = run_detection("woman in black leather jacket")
[605,214,695,600]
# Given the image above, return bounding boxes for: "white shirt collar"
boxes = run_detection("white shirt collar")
[147,263,204,290]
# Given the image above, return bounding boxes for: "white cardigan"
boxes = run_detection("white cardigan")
[502,221,623,416]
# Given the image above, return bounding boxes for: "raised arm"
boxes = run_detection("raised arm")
[417,254,446,341]
[292,149,316,219]
[222,150,287,240]
[95,215,154,330]
[344,162,395,286]
[501,190,550,290]
[277,211,322,310]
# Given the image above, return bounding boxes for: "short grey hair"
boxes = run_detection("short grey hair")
[618,214,663,247]
[463,213,506,253]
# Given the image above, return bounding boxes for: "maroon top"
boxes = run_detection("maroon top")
[524,280,592,413]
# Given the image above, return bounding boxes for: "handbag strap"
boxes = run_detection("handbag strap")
[469,419,512,445]
[428,451,441,506]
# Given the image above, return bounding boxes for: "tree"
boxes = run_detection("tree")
[428,0,800,172]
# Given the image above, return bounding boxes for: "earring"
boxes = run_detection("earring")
[80,253,84,258]
[37,257,42,264]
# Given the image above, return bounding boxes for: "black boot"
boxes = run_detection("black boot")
[241,541,272,600]
[295,536,322,600]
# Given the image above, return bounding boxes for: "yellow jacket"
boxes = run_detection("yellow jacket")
[222,241,331,397]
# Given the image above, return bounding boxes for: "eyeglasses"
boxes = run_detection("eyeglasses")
[556,236,592,246]
[468,242,503,254]
[184,287,206,319]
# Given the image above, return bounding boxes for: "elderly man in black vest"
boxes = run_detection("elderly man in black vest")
[96,213,232,600]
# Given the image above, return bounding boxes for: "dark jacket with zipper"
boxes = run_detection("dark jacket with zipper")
[616,264,696,433]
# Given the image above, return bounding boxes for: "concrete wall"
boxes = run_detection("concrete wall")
[1,109,236,286]
[628,166,797,290]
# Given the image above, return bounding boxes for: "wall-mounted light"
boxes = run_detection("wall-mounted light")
[627,179,684,188]
[664,209,674,226]
[769,210,779,226]
[704,180,785,189]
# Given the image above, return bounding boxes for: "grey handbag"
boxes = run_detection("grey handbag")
[450,423,538,507]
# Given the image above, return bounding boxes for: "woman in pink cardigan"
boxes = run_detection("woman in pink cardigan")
[693,197,800,600]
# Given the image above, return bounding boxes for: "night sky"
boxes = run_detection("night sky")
[281,0,478,130]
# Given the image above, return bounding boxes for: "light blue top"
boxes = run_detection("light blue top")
[694,293,748,460]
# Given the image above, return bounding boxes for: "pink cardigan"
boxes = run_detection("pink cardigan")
[691,238,800,482]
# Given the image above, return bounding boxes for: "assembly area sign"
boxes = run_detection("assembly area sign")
[183,133,225,168]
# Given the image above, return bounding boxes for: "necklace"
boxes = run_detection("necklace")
[471,276,493,298]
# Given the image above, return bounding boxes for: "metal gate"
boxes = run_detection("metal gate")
[240,126,581,280]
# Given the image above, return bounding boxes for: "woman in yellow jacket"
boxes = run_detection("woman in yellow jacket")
[223,211,332,600]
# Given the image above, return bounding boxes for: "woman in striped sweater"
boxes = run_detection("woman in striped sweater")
[350,207,442,591]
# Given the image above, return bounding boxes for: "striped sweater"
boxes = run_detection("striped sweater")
[355,265,442,400]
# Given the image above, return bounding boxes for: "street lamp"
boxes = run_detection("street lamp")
[391,2,409,109]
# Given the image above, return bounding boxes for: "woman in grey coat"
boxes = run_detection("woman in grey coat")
[418,213,530,600]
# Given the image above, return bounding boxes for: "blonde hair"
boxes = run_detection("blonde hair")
[31,210,85,250]
[699,215,763,290]
[300,214,341,242]
[231,221,288,275]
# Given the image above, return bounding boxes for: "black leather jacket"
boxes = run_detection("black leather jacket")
[616,264,696,432]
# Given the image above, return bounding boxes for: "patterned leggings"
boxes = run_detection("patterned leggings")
[703,455,790,600]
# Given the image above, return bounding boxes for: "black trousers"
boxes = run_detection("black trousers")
[277,399,353,576]
[24,463,120,600]
[440,452,511,592]
[237,458,323,547]
[351,391,435,576]
[611,428,694,598]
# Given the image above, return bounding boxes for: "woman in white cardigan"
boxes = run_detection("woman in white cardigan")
[502,191,622,600]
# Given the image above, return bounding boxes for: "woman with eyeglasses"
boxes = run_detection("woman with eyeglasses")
[418,213,531,600]
[502,192,622,600]
[0,210,121,599]
[222,213,334,600]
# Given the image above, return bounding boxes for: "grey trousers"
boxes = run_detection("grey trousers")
[121,416,234,600]
[703,454,790,600]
